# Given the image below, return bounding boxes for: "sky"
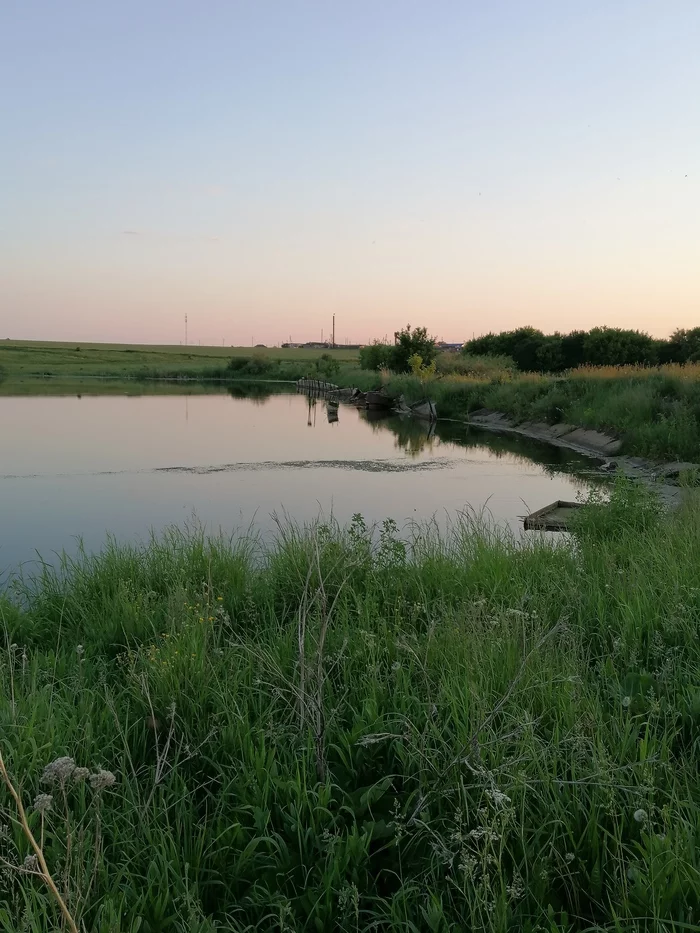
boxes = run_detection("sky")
[1,1,699,346]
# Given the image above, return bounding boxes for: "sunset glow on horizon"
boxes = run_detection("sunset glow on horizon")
[2,1,699,346]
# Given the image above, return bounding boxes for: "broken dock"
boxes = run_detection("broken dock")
[523,500,583,532]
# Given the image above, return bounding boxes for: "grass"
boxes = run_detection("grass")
[0,340,359,381]
[3,340,700,460]
[1,482,700,931]
[356,363,700,462]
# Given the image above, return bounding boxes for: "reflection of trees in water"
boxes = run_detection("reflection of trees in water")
[360,413,436,458]
[390,419,437,458]
[368,414,607,487]
[226,383,279,405]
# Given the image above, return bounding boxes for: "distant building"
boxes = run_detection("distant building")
[280,341,364,350]
[436,341,464,352]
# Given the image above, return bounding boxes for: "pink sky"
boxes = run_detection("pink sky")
[2,2,698,346]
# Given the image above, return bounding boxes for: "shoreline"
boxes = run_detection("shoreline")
[462,408,691,507]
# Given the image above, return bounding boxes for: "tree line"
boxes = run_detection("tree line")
[463,326,700,373]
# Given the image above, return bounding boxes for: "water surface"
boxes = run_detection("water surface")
[1,386,598,576]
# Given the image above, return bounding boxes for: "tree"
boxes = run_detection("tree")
[388,325,436,373]
[582,327,657,366]
[667,328,700,363]
[408,353,437,382]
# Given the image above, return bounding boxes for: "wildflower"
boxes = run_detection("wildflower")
[565,851,575,863]
[216,596,223,602]
[23,854,39,873]
[76,644,84,656]
[622,696,632,708]
[72,767,90,783]
[633,808,648,824]
[486,788,512,808]
[506,871,525,900]
[467,827,500,842]
[89,769,117,791]
[42,757,76,786]
[32,793,53,813]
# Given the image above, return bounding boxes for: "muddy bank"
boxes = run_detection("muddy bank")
[466,408,696,507]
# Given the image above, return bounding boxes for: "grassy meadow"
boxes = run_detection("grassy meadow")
[1,482,699,931]
[0,340,359,382]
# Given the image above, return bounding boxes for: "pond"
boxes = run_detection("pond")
[0,384,600,577]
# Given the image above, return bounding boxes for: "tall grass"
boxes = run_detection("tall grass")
[359,365,700,461]
[1,486,700,930]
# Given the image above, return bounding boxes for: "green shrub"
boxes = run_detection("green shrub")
[359,342,392,371]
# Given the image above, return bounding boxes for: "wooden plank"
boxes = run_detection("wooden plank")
[523,500,583,532]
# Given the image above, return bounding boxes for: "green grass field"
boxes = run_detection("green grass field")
[1,482,699,931]
[0,339,359,379]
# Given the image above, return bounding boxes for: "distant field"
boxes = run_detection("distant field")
[0,339,360,378]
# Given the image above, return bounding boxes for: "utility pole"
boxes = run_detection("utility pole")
[185,314,188,346]
[332,314,335,348]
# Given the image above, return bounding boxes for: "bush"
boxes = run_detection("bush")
[360,327,438,374]
[315,353,340,381]
[226,353,273,377]
[436,352,515,379]
[388,325,436,373]
[464,325,678,373]
[359,342,392,371]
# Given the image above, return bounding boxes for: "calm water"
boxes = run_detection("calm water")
[0,386,599,576]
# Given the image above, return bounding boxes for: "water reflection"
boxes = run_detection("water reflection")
[1,387,602,575]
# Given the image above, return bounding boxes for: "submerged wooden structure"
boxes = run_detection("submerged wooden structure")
[296,379,339,396]
[365,389,394,410]
[523,500,583,532]
[411,399,438,422]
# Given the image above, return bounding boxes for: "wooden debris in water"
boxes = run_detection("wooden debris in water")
[523,500,583,532]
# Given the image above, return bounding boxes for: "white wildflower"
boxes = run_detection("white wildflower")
[23,854,39,872]
[486,788,512,808]
[32,793,53,813]
[633,808,648,824]
[89,769,117,791]
[42,757,76,786]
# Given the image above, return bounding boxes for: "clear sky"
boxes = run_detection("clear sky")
[1,1,698,346]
